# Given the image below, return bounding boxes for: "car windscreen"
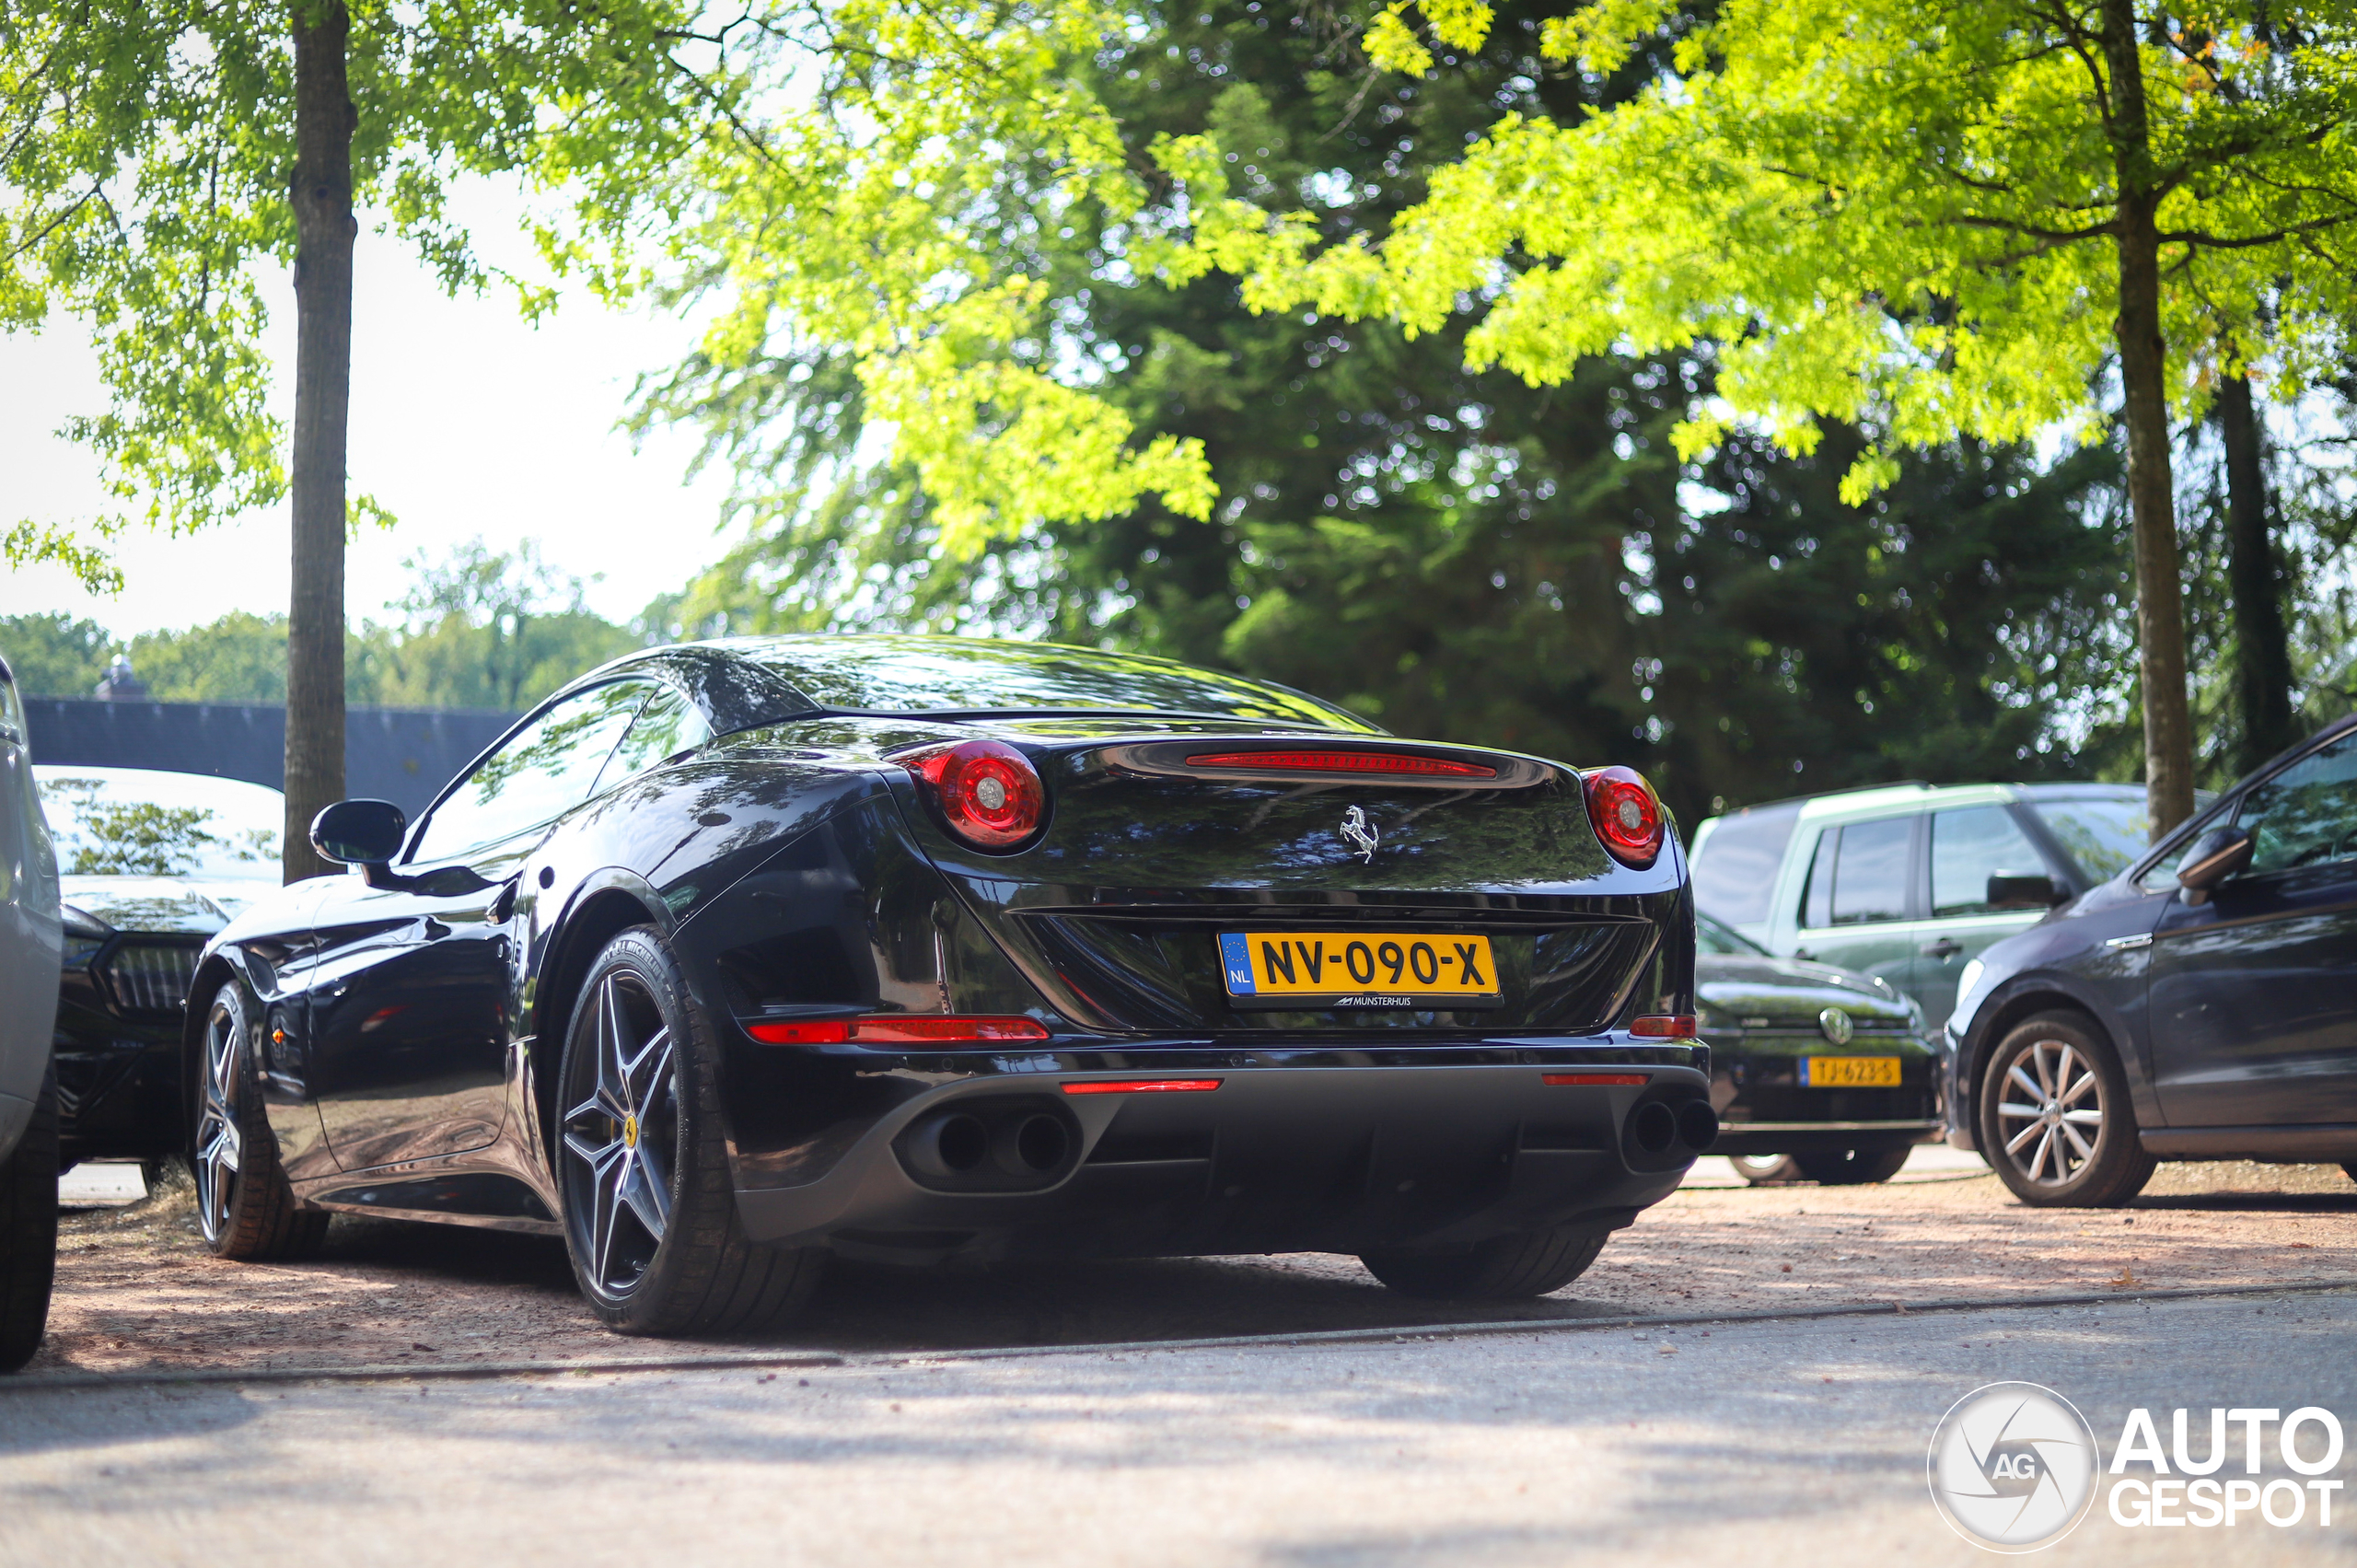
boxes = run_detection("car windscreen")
[35,766,284,880]
[725,635,1378,730]
[1690,801,1802,924]
[1697,913,1769,956]
[2030,795,2158,883]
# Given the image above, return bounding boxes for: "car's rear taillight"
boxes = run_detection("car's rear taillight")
[1584,765,1664,868]
[900,739,1046,850]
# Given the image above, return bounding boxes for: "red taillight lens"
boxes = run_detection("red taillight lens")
[1584,765,1664,867]
[1060,1078,1224,1096]
[1542,1072,1651,1086]
[1630,1015,1697,1039]
[745,1015,1050,1046]
[1185,749,1497,779]
[902,739,1046,850]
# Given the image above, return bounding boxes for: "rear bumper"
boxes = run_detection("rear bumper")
[732,1060,1708,1263]
[1709,1120,1944,1156]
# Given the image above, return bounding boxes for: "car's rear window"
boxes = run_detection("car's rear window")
[1691,801,1803,924]
[723,635,1376,729]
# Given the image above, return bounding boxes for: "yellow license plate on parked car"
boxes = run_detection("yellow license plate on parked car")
[1218,932,1503,1011]
[1801,1056,1901,1088]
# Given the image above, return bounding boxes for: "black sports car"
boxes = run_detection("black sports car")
[185,636,1710,1333]
[1695,914,1942,1184]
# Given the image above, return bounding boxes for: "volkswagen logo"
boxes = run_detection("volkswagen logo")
[1818,1006,1854,1046]
[1926,1381,2100,1551]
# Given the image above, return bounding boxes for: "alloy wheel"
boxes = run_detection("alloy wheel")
[561,972,679,1296]
[194,999,244,1245]
[1993,1037,2104,1187]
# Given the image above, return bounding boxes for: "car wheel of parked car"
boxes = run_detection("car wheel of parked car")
[196,982,329,1260]
[1728,1154,1805,1185]
[1791,1144,1913,1185]
[0,1064,60,1374]
[557,927,825,1336]
[1978,1012,2156,1208]
[1359,1227,1609,1299]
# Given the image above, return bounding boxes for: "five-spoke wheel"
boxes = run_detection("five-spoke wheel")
[560,970,679,1297]
[553,927,823,1335]
[194,994,246,1247]
[193,980,327,1259]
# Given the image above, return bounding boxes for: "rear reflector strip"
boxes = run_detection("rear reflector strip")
[1061,1078,1224,1096]
[1542,1072,1651,1086]
[1184,749,1497,778]
[1631,1015,1699,1039]
[745,1016,1051,1046]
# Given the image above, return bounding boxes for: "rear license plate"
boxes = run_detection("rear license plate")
[1801,1056,1901,1088]
[1217,932,1503,1010]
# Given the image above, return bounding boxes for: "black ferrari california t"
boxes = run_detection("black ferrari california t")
[186,637,1709,1334]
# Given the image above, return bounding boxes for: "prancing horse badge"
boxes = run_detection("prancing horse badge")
[1340,806,1379,864]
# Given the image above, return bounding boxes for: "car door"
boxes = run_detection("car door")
[304,680,653,1169]
[2149,733,2357,1127]
[1789,815,1922,994]
[1911,804,2070,1029]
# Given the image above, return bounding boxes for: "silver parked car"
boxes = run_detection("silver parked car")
[0,656,64,1371]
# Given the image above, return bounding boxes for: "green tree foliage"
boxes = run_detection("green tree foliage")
[1161,0,2357,834]
[0,613,112,696]
[658,0,2139,820]
[352,540,643,710]
[127,612,292,703]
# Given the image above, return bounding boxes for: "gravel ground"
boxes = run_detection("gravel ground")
[26,1155,2357,1376]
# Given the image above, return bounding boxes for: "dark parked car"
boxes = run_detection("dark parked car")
[1946,714,2357,1205]
[187,636,1713,1333]
[1,657,64,1373]
[36,766,283,1172]
[1696,914,1941,1184]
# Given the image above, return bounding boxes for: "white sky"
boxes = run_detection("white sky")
[0,185,744,639]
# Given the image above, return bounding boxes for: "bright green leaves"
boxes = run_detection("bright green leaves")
[1155,0,2357,497]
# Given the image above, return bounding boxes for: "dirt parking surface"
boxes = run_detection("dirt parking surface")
[26,1156,2357,1376]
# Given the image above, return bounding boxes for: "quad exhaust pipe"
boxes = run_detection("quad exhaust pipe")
[899,1101,1080,1191]
[1622,1095,1717,1167]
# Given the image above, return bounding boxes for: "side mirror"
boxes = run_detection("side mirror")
[2174,824,2253,906]
[1986,872,2066,910]
[311,799,408,868]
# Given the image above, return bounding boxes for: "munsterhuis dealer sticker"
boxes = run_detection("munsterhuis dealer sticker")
[1929,1382,2347,1551]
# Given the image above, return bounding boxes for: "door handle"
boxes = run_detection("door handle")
[1921,938,1963,959]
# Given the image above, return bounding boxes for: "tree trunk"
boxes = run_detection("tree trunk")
[2102,0,2196,841]
[284,0,355,883]
[2219,372,2295,774]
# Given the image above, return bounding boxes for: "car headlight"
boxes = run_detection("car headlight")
[60,901,112,941]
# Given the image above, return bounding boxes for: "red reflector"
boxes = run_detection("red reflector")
[1542,1073,1651,1086]
[745,1016,1049,1046]
[1631,1015,1698,1039]
[1185,749,1496,778]
[1060,1078,1224,1096]
[745,1019,852,1045]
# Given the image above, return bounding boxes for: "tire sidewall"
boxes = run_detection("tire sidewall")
[556,928,709,1332]
[1978,1013,2144,1206]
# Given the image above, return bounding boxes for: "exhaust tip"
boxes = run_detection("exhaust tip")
[1009,1113,1073,1175]
[1678,1100,1719,1153]
[903,1111,992,1178]
[1629,1101,1678,1156]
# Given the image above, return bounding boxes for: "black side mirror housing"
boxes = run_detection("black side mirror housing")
[2175,824,2253,906]
[1986,872,2066,910]
[311,799,408,868]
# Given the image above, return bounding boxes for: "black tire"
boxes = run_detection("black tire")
[0,1064,60,1374]
[1978,1011,2156,1208]
[1728,1154,1804,1185]
[1360,1227,1609,1300]
[194,981,329,1260]
[1791,1144,1914,1185]
[555,927,825,1336]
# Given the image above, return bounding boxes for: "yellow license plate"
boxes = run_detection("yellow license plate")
[1802,1056,1901,1088]
[1218,932,1502,1010]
